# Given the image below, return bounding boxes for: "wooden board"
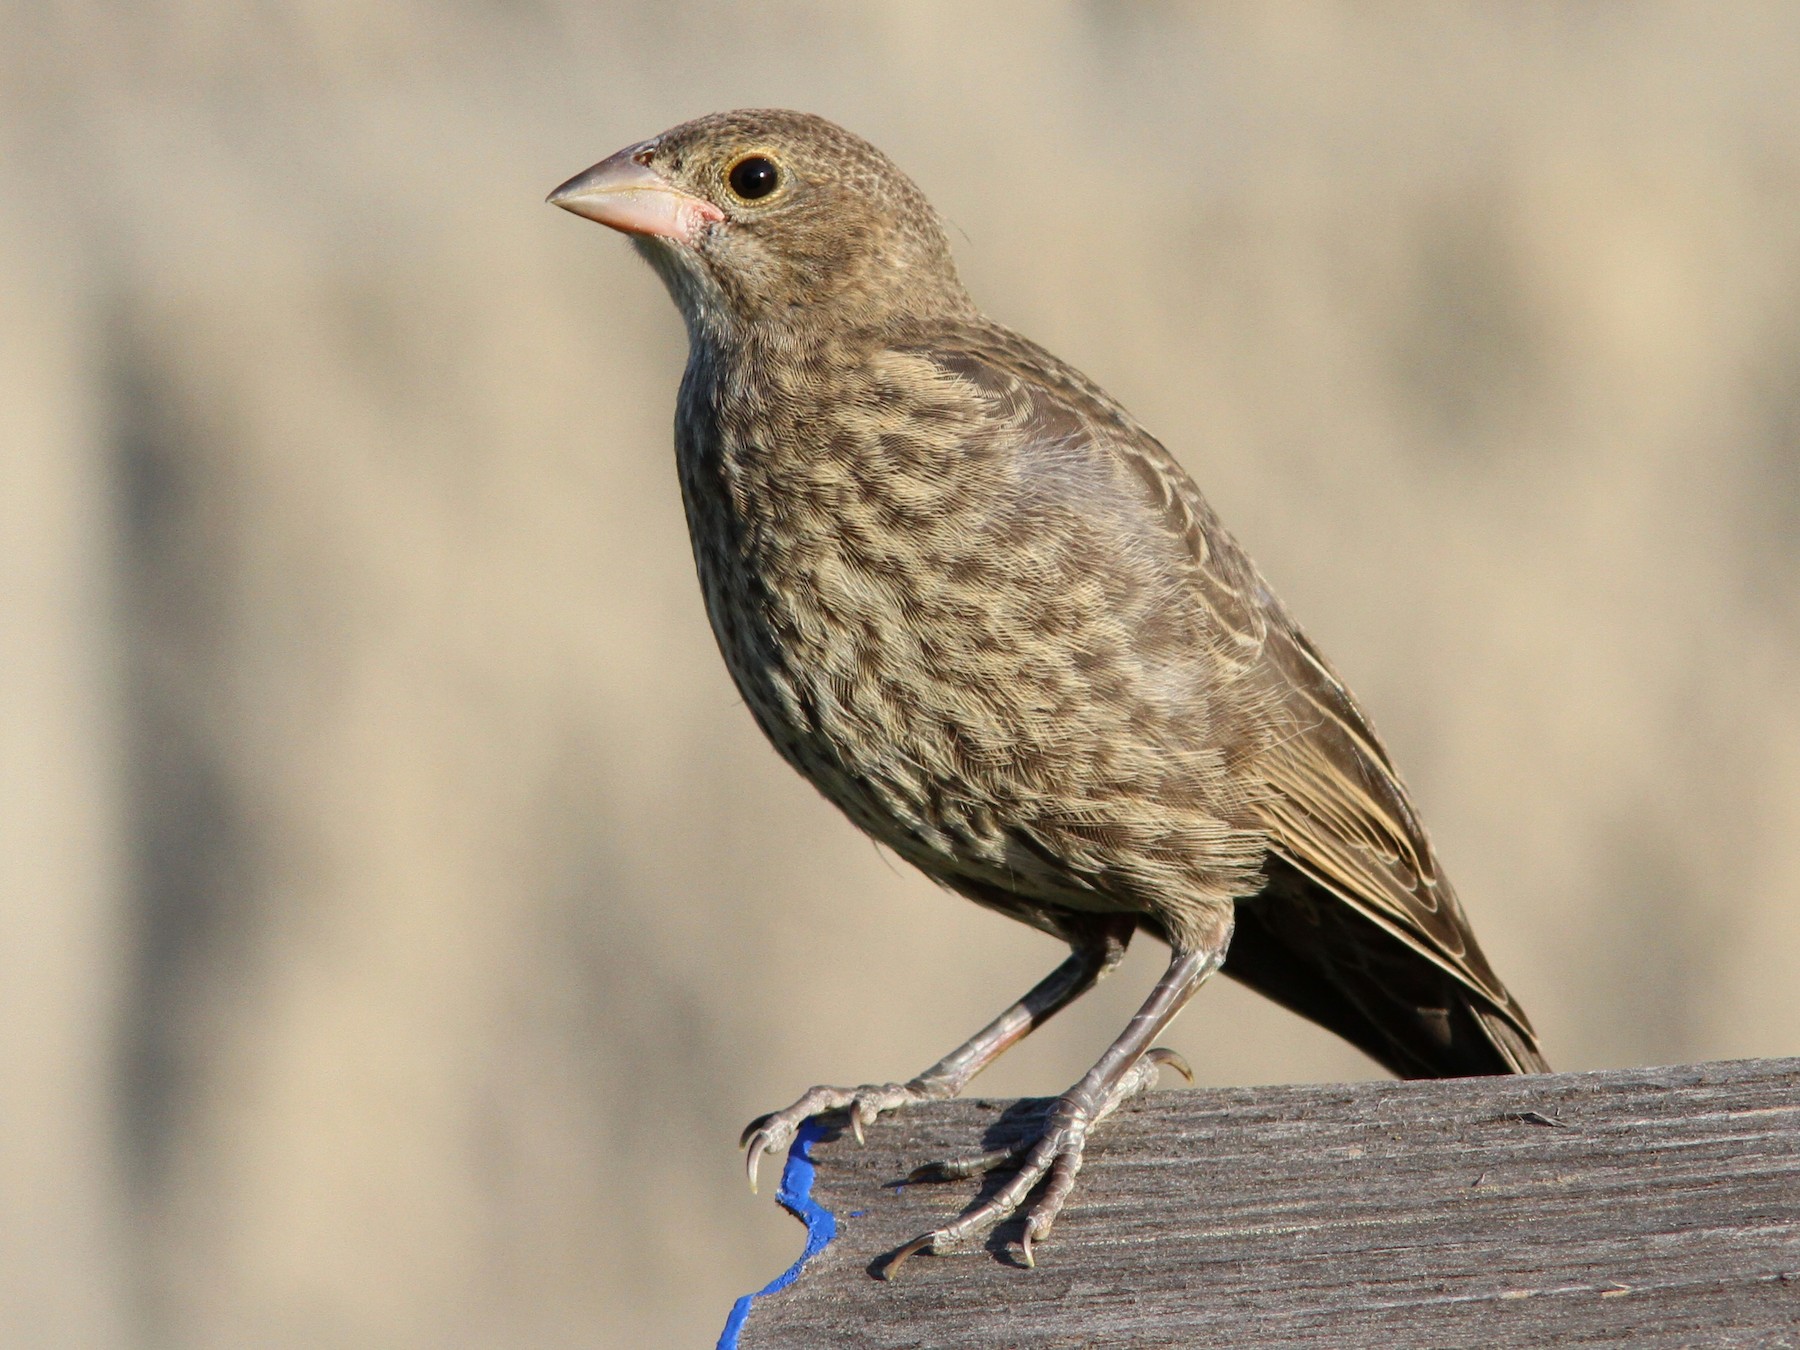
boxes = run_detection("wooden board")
[725,1058,1800,1349]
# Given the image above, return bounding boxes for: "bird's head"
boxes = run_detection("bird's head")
[549,109,971,340]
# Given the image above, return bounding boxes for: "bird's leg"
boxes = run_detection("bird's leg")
[886,911,1232,1277]
[741,917,1132,1191]
[899,1045,1194,1184]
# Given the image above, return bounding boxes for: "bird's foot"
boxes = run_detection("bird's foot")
[740,1077,953,1193]
[883,1046,1190,1277]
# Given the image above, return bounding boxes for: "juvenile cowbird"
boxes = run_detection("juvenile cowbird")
[550,109,1548,1273]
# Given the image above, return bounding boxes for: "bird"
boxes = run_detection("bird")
[549,109,1548,1274]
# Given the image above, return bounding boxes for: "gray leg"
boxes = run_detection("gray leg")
[886,914,1232,1277]
[741,916,1133,1191]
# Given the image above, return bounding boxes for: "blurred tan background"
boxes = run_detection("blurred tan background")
[4,3,1799,1346]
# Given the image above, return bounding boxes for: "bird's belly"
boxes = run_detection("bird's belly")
[701,567,1047,888]
[690,529,1258,917]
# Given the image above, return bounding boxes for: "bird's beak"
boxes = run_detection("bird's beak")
[547,141,725,243]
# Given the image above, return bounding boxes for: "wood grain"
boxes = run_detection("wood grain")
[731,1058,1800,1349]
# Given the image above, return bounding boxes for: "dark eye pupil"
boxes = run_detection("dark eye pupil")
[729,156,779,200]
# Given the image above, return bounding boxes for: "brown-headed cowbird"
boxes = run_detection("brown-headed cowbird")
[550,109,1548,1274]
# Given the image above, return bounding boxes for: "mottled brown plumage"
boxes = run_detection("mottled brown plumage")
[550,108,1548,1270]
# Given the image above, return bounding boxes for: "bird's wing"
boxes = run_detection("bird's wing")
[912,320,1544,1065]
[1250,609,1545,1064]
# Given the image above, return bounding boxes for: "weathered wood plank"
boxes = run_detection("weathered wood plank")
[727,1059,1800,1349]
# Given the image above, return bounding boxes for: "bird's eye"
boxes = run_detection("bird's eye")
[727,155,781,202]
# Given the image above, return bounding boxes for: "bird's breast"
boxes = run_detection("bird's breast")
[670,344,1268,911]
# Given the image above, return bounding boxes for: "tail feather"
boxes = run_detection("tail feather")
[1477,1005,1552,1075]
[1225,859,1549,1079]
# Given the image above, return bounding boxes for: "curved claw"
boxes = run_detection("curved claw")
[1145,1046,1194,1084]
[739,1113,775,1150]
[1018,1225,1037,1269]
[881,1233,938,1281]
[743,1116,798,1194]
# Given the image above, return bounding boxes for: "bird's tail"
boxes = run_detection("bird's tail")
[1476,1005,1552,1075]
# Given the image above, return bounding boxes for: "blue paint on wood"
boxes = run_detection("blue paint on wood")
[717,1119,838,1349]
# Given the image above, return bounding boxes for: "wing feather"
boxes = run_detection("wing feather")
[905,318,1547,1071]
[1255,615,1544,1058]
